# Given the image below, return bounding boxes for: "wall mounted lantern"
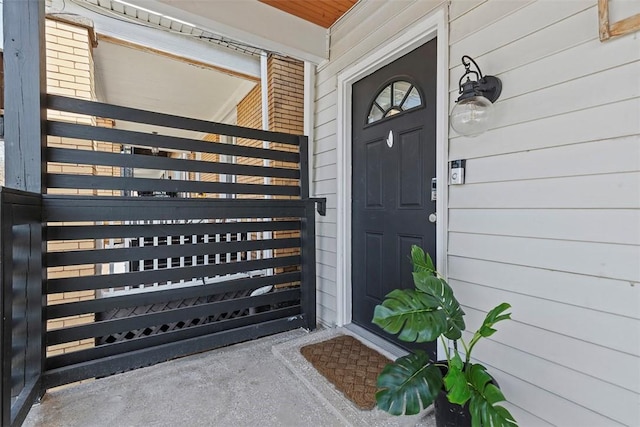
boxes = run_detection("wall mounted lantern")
[450,55,502,137]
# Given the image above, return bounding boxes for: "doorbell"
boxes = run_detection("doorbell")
[450,159,466,185]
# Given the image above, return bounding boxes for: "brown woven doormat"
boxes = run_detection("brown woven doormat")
[300,335,392,410]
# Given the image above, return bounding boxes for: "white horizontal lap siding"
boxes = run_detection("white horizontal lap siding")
[449,0,640,425]
[312,0,446,326]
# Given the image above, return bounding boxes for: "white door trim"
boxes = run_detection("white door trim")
[335,7,449,328]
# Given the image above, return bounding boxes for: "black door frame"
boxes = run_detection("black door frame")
[334,12,449,342]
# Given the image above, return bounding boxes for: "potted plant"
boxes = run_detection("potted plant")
[372,245,517,427]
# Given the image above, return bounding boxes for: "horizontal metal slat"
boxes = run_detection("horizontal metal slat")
[47,288,301,345]
[47,237,301,267]
[46,220,301,241]
[47,175,300,197]
[43,196,311,222]
[46,271,301,319]
[47,121,300,163]
[47,148,300,180]
[43,315,307,389]
[45,305,301,371]
[47,255,301,293]
[47,94,301,146]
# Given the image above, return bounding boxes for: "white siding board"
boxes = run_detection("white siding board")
[449,0,535,44]
[452,280,639,367]
[316,222,337,238]
[315,74,337,100]
[449,208,640,245]
[314,137,337,155]
[462,307,640,394]
[449,0,487,21]
[317,288,336,314]
[449,7,597,94]
[462,136,640,183]
[319,208,336,224]
[448,256,640,319]
[451,31,640,100]
[448,172,640,209]
[452,282,640,360]
[314,90,337,115]
[449,98,640,159]
[313,178,337,196]
[448,232,640,283]
[463,333,634,426]
[486,364,611,427]
[451,281,640,380]
[450,0,592,61]
[316,263,337,283]
[314,163,337,182]
[314,149,337,167]
[317,304,337,327]
[329,0,417,61]
[315,104,338,128]
[314,120,336,141]
[316,247,337,268]
[319,0,444,83]
[316,236,337,253]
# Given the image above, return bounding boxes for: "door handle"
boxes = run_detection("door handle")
[428,213,437,223]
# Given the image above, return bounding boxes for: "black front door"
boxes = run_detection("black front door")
[352,39,437,353]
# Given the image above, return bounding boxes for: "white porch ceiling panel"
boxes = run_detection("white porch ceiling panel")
[150,0,328,63]
[93,39,256,133]
[52,0,261,79]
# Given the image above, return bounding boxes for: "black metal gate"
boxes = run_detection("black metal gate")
[1,93,324,415]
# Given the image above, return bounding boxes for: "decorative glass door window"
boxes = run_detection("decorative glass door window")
[367,80,423,124]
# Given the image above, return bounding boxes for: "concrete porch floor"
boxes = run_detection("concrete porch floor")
[23,328,435,427]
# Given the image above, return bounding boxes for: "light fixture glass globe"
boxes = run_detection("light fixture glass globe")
[450,96,494,137]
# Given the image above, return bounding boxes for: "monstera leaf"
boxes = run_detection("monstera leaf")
[476,303,512,339]
[443,352,471,405]
[413,271,466,340]
[373,289,447,342]
[468,303,512,355]
[376,351,443,415]
[466,364,517,427]
[411,245,435,273]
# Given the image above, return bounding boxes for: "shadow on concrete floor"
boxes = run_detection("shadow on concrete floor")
[24,328,434,427]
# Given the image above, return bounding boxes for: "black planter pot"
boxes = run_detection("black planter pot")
[434,390,471,427]
[433,362,500,427]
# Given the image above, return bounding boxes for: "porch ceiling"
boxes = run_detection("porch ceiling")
[149,0,330,62]
[258,0,358,28]
[93,38,256,134]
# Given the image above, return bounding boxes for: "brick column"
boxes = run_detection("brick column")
[45,18,98,359]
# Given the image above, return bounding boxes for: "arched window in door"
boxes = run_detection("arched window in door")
[367,80,423,124]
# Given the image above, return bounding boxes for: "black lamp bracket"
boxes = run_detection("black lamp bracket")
[457,55,502,103]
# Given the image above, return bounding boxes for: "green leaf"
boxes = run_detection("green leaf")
[376,351,443,415]
[411,245,435,273]
[413,272,466,340]
[466,364,518,427]
[372,289,447,342]
[477,303,512,339]
[443,352,471,405]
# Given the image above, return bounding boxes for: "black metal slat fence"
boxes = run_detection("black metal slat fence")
[0,189,43,427]
[35,95,323,390]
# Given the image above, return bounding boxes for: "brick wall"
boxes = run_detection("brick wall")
[267,56,304,264]
[199,133,221,194]
[235,83,264,189]
[45,18,98,358]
